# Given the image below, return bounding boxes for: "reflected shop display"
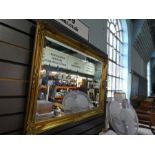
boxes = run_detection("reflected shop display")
[36,36,102,120]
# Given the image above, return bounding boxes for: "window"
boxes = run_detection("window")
[107,19,124,97]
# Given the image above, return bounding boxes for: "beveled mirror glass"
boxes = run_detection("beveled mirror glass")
[25,22,107,134]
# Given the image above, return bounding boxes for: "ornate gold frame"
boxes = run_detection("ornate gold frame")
[24,21,108,134]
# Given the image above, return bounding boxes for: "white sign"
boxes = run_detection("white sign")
[84,62,95,75]
[42,47,68,69]
[42,47,95,76]
[55,19,88,40]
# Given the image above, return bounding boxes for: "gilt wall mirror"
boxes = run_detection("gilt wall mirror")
[25,22,108,134]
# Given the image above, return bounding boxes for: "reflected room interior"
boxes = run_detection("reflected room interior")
[36,36,103,121]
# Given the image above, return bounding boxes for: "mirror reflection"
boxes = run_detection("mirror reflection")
[36,36,102,121]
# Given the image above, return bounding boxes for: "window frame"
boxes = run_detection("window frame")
[107,20,124,97]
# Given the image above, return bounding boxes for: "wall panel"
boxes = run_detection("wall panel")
[0,20,35,134]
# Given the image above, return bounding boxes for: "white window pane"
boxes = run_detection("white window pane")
[107,21,110,28]
[120,43,123,54]
[116,78,119,90]
[112,34,114,45]
[120,79,123,90]
[118,66,121,77]
[116,79,120,90]
[120,67,123,78]
[110,24,116,33]
[116,65,119,77]
[117,78,120,90]
[112,62,114,76]
[122,68,124,79]
[119,67,122,78]
[117,52,120,64]
[111,77,113,89]
[119,67,121,78]
[116,24,119,32]
[113,63,116,76]
[110,62,113,75]
[120,55,123,66]
[120,31,123,42]
[119,79,121,90]
[113,50,116,62]
[117,40,120,51]
[116,78,118,90]
[112,78,116,90]
[107,91,111,98]
[116,65,118,77]
[116,31,119,39]
[107,76,109,90]
[107,76,111,90]
[109,46,113,60]
[118,20,121,30]
[113,37,116,49]
[110,33,113,45]
[119,80,122,90]
[120,55,122,66]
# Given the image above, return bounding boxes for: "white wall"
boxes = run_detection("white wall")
[80,19,107,54]
[131,47,147,78]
